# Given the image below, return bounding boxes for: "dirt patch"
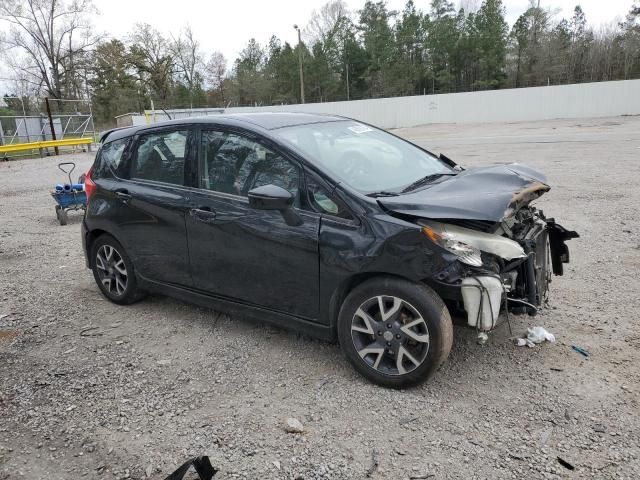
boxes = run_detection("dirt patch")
[0,330,19,342]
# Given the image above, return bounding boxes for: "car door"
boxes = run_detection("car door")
[109,126,194,286]
[185,126,321,321]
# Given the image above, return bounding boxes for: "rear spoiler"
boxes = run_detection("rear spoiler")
[98,127,129,144]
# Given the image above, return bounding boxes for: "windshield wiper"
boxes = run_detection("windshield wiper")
[366,191,400,198]
[400,173,455,193]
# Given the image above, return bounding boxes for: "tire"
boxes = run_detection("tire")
[56,206,68,226]
[338,277,453,389]
[90,234,145,305]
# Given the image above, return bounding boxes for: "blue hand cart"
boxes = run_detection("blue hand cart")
[51,162,87,225]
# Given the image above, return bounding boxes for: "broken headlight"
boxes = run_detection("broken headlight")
[421,224,483,266]
[421,220,526,267]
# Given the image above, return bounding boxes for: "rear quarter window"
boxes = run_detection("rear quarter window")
[94,137,129,178]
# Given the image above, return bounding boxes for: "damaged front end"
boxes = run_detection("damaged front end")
[380,163,579,332]
[420,208,577,331]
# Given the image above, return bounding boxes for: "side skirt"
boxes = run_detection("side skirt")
[136,275,336,342]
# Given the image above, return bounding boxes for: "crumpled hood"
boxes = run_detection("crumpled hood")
[378,163,550,222]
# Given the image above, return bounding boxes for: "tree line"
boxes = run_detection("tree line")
[1,0,639,127]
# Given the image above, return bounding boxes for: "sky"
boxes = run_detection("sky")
[88,0,635,63]
[0,0,635,93]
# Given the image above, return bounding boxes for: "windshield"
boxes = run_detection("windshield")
[273,120,452,193]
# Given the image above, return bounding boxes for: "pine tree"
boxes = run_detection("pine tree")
[358,1,397,96]
[91,40,142,123]
[394,0,427,95]
[568,6,592,82]
[427,0,459,92]
[474,0,508,89]
[509,14,531,87]
[231,39,265,106]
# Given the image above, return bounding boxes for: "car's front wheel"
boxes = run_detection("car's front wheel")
[91,234,145,305]
[338,277,453,388]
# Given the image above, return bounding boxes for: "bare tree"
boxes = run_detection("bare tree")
[587,22,623,81]
[3,69,39,100]
[171,25,204,95]
[129,23,174,101]
[204,51,227,105]
[459,0,481,15]
[305,0,350,46]
[620,2,640,78]
[205,51,227,90]
[0,0,98,99]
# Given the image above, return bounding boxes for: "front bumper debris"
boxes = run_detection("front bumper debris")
[461,276,503,330]
[547,218,579,275]
[434,217,578,332]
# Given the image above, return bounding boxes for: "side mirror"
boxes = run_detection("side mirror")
[248,184,293,210]
[248,184,303,226]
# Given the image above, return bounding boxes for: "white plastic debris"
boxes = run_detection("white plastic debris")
[477,332,489,345]
[527,326,556,344]
[514,338,536,348]
[515,327,556,347]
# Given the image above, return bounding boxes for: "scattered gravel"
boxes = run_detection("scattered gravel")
[1,116,639,479]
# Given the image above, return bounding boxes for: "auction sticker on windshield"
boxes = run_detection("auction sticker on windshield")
[348,125,374,134]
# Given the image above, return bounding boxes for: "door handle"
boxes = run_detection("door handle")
[114,189,132,202]
[190,207,217,223]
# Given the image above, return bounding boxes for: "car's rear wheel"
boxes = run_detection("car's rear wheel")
[91,235,145,305]
[338,277,453,389]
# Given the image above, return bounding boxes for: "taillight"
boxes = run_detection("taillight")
[85,166,96,200]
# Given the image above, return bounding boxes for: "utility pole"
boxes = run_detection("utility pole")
[346,64,350,101]
[294,24,305,104]
[344,39,350,101]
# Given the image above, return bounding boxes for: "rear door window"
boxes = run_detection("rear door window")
[131,129,189,185]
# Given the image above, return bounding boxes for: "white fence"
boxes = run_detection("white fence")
[225,79,640,129]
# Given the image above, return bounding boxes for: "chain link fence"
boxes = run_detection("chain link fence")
[0,97,97,159]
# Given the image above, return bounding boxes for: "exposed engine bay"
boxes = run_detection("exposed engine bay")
[379,162,579,332]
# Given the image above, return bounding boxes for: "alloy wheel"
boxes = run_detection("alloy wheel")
[351,295,430,376]
[95,245,128,297]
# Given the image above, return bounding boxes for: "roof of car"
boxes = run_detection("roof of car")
[101,112,349,143]
[222,112,347,129]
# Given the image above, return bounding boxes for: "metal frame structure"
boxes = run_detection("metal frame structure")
[0,97,97,159]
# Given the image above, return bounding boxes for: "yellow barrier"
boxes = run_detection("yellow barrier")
[0,137,93,155]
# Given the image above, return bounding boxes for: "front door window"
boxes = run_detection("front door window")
[200,130,300,202]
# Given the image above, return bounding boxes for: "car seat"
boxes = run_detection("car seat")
[141,147,164,181]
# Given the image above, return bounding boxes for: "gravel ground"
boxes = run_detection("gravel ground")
[1,116,639,479]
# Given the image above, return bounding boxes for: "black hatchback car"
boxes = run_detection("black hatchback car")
[82,113,577,388]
